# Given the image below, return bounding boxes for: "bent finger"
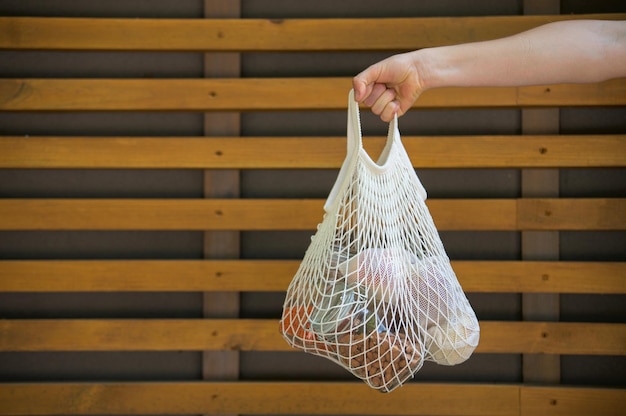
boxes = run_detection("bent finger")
[380,100,402,122]
[371,88,397,116]
[362,83,388,107]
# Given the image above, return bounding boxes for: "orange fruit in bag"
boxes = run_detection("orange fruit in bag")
[280,305,328,351]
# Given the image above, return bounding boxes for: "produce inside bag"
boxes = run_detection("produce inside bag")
[281,258,424,392]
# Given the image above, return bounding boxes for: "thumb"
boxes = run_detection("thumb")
[352,63,384,102]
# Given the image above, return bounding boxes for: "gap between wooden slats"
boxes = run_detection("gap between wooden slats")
[1,320,624,355]
[0,198,623,231]
[0,260,623,294]
[1,135,624,169]
[1,14,624,51]
[1,78,625,111]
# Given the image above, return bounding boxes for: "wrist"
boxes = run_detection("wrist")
[413,47,450,91]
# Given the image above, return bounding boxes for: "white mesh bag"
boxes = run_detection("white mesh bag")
[280,89,479,392]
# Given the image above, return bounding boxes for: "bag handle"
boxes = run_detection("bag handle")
[325,90,424,212]
[350,89,405,170]
[350,90,426,199]
[324,90,363,212]
[346,88,363,157]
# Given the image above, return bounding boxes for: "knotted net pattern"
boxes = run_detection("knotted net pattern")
[280,91,479,392]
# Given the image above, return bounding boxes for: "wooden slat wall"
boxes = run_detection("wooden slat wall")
[1,260,624,294]
[2,319,625,355]
[2,77,626,110]
[2,382,624,416]
[1,135,625,168]
[0,5,625,416]
[2,14,624,51]
[0,198,624,230]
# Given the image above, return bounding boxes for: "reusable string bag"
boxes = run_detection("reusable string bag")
[280,89,479,392]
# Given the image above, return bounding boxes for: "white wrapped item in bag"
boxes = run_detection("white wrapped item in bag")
[280,89,479,392]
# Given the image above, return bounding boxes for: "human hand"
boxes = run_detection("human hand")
[352,52,425,122]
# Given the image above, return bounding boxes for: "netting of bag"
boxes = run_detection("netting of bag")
[280,90,479,392]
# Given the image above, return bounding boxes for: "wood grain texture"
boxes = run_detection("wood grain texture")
[2,78,625,111]
[201,0,242,393]
[0,382,520,415]
[518,198,626,230]
[1,135,624,169]
[0,260,623,294]
[1,8,624,416]
[521,386,626,416]
[2,382,622,416]
[2,15,624,51]
[0,198,623,231]
[1,319,623,355]
[519,69,561,383]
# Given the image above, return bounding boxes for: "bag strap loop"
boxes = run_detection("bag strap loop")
[347,88,363,157]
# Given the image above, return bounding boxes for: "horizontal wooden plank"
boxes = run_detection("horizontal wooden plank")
[0,260,623,294]
[1,78,625,111]
[0,198,324,231]
[1,135,624,169]
[2,382,622,416]
[479,322,626,355]
[518,198,626,230]
[453,261,626,294]
[517,80,626,107]
[1,319,624,355]
[2,15,624,52]
[0,382,521,416]
[0,198,516,230]
[0,259,296,292]
[0,198,623,231]
[521,386,626,416]
[0,319,285,352]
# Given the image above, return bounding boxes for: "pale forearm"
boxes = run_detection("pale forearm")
[418,19,626,90]
[353,19,626,121]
